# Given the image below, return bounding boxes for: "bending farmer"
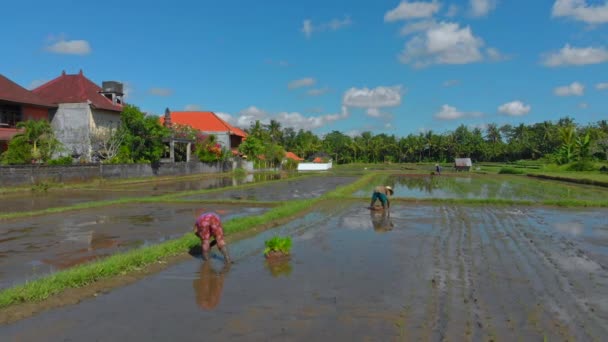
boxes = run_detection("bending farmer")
[194,212,232,263]
[370,185,393,210]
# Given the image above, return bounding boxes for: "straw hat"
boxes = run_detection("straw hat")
[385,186,393,195]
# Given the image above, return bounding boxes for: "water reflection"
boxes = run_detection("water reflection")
[355,175,608,201]
[265,257,293,277]
[193,261,231,310]
[370,210,394,233]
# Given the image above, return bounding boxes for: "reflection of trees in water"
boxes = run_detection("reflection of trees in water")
[265,258,293,277]
[193,261,230,310]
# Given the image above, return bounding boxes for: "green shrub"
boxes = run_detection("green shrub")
[282,159,298,171]
[233,167,247,179]
[566,161,596,171]
[263,236,292,256]
[47,156,73,165]
[498,167,524,175]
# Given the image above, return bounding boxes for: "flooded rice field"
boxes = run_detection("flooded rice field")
[3,203,607,340]
[181,176,358,201]
[354,174,608,202]
[0,203,269,289]
[0,173,289,214]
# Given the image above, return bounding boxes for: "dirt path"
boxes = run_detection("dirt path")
[1,204,606,340]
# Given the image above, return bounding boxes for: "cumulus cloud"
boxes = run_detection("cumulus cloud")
[307,87,330,96]
[446,4,459,17]
[399,19,438,35]
[434,104,482,120]
[385,1,441,21]
[288,77,316,89]
[184,104,202,111]
[579,102,589,109]
[470,0,497,17]
[498,101,531,116]
[596,82,608,90]
[542,44,608,66]
[554,82,585,96]
[276,106,349,130]
[301,15,352,38]
[399,22,489,67]
[486,47,508,61]
[552,0,608,24]
[148,88,173,97]
[45,39,91,55]
[342,86,403,109]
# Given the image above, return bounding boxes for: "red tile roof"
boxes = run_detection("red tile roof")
[161,111,247,138]
[0,74,55,108]
[32,71,122,112]
[285,151,303,161]
[0,128,22,141]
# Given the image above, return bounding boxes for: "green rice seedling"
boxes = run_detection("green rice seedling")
[263,236,292,256]
[498,167,524,175]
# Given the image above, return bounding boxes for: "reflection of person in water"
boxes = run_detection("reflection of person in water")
[193,261,231,310]
[370,210,394,233]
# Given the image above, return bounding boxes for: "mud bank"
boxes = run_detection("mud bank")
[0,203,270,289]
[2,204,606,340]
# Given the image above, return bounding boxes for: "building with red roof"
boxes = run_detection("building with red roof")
[161,110,247,153]
[284,151,303,161]
[32,70,124,160]
[0,74,56,152]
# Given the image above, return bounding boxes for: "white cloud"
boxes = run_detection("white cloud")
[554,82,585,96]
[446,4,459,17]
[288,77,316,89]
[184,104,202,111]
[542,44,608,66]
[148,88,173,97]
[399,22,488,67]
[301,15,352,38]
[342,86,403,108]
[596,82,608,90]
[400,20,438,35]
[434,104,482,120]
[552,0,608,24]
[45,39,91,55]
[579,102,589,109]
[498,101,531,116]
[307,87,330,96]
[486,47,507,61]
[443,79,460,87]
[367,108,381,117]
[266,59,291,67]
[28,79,48,90]
[470,0,497,17]
[385,1,441,21]
[215,112,234,124]
[276,106,349,130]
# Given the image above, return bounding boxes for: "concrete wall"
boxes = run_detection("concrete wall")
[91,108,121,131]
[201,131,230,149]
[51,103,91,159]
[0,161,233,187]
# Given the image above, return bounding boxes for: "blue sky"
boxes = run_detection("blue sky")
[2,0,607,136]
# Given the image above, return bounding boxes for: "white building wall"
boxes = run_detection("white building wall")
[51,103,92,160]
[91,108,121,132]
[201,131,231,149]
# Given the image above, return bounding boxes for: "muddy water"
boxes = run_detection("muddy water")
[0,174,289,214]
[355,174,608,201]
[2,204,607,340]
[181,176,358,201]
[0,203,269,289]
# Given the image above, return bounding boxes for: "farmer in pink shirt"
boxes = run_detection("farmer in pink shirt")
[194,212,232,263]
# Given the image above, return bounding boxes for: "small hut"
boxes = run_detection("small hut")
[454,158,472,172]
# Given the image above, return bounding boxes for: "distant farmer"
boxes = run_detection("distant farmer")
[369,185,393,210]
[194,212,232,264]
[435,163,441,175]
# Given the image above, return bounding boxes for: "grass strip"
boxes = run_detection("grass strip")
[353,196,608,208]
[526,173,608,188]
[0,173,376,308]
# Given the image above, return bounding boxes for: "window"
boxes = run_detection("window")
[0,104,22,127]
